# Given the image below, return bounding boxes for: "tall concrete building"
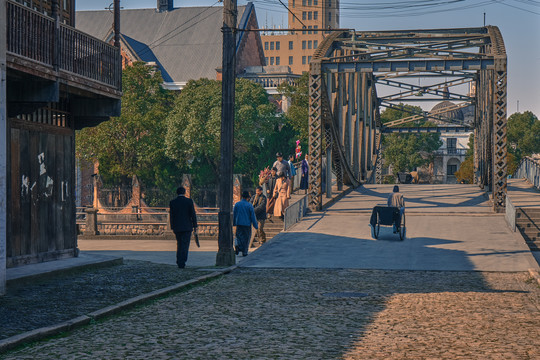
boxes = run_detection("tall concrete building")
[261,0,340,74]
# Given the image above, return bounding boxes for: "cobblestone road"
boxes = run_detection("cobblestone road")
[3,269,539,359]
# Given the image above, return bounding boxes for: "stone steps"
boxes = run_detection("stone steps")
[516,208,540,251]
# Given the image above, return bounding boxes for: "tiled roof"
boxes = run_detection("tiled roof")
[76,5,250,84]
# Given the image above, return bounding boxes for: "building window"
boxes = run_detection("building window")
[276,57,280,65]
[308,25,312,34]
[308,40,312,49]
[292,0,295,7]
[302,56,307,64]
[328,12,332,22]
[302,11,307,20]
[447,138,457,154]
[265,42,269,50]
[308,0,312,5]
[270,42,274,50]
[276,41,280,50]
[270,57,275,65]
[308,12,312,20]
[314,11,318,20]
[289,41,294,50]
[289,56,293,65]
[302,0,306,5]
[314,0,318,5]
[314,40,318,48]
[265,57,268,65]
[302,40,307,49]
[308,56,312,63]
[447,164,458,176]
[329,0,332,7]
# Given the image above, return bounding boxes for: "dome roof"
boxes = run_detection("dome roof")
[430,100,464,121]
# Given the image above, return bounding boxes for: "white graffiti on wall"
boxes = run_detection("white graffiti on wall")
[21,175,29,197]
[20,152,68,203]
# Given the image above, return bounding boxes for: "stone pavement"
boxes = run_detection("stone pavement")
[2,184,540,359]
[2,269,539,359]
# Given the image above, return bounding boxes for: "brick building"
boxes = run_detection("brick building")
[261,0,340,74]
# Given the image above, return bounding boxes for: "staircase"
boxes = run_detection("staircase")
[252,216,284,246]
[516,208,540,251]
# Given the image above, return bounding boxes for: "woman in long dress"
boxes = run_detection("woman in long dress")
[273,172,291,219]
[299,154,309,194]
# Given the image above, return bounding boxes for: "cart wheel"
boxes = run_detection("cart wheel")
[373,222,380,239]
[399,214,406,241]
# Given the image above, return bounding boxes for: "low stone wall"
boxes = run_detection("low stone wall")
[78,222,219,237]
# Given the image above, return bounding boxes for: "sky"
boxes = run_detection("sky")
[76,0,540,117]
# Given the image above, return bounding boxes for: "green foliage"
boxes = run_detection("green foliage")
[380,105,442,172]
[165,78,280,186]
[76,62,180,190]
[277,73,309,143]
[455,134,474,184]
[507,111,540,161]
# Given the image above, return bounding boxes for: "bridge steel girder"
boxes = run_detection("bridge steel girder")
[308,27,507,212]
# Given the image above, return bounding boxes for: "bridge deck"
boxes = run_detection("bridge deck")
[507,178,540,209]
[241,184,539,272]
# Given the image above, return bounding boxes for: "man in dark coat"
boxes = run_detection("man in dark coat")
[169,186,198,268]
[250,186,267,246]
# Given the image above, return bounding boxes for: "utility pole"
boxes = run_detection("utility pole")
[216,0,237,266]
[113,0,120,48]
[0,0,7,295]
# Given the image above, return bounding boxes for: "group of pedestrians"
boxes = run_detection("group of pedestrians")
[169,152,311,266]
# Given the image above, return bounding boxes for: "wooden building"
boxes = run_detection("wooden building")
[0,0,122,293]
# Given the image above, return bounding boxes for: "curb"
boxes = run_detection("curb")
[0,264,238,354]
[529,268,540,286]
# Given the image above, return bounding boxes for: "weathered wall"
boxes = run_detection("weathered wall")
[7,117,76,267]
[0,0,7,295]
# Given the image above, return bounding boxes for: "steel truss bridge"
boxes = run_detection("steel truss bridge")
[308,27,507,212]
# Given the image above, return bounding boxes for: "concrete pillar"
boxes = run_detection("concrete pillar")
[232,174,242,205]
[0,0,7,296]
[326,147,333,198]
[84,208,99,235]
[182,174,192,198]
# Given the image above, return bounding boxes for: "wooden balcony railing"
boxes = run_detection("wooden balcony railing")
[6,0,121,89]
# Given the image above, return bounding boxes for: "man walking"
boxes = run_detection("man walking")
[169,186,198,268]
[250,186,267,247]
[233,191,258,256]
[273,152,291,179]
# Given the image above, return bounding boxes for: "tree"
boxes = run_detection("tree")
[380,105,442,172]
[507,111,540,161]
[76,62,178,189]
[165,78,279,185]
[277,73,309,143]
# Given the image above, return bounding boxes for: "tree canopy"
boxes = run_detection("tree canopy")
[380,105,442,172]
[165,78,281,185]
[76,62,179,188]
[277,73,309,143]
[507,111,540,160]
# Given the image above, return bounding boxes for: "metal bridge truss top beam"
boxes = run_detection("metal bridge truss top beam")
[308,27,507,212]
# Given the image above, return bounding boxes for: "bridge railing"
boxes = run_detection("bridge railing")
[514,156,540,190]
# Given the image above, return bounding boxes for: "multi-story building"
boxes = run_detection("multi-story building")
[261,0,340,74]
[1,0,122,294]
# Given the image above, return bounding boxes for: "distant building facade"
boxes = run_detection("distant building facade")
[430,101,473,183]
[261,0,340,74]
